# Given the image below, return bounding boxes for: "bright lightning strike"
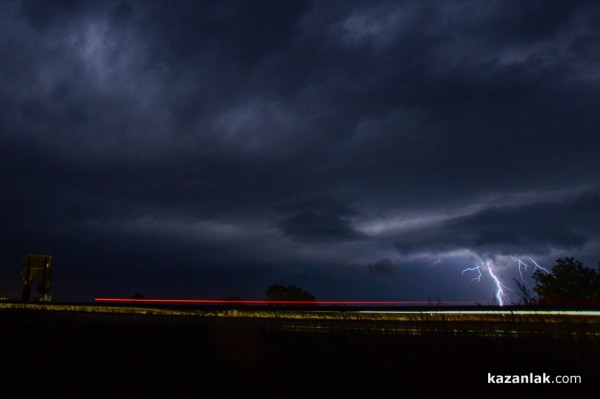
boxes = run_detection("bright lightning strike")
[511,256,550,281]
[462,260,509,306]
[526,257,549,274]
[485,260,510,307]
[461,266,482,282]
[463,256,550,307]
[512,257,528,281]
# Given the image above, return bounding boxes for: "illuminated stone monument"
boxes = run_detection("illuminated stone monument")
[20,255,52,303]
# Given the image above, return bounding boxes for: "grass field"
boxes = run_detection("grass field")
[1,305,598,398]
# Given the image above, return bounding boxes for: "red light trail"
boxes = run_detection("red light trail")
[94,298,442,306]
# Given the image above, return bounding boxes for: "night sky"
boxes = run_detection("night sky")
[1,1,599,303]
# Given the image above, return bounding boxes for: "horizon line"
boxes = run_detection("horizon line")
[94,298,471,305]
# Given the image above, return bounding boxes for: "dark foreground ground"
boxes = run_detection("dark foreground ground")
[0,310,598,398]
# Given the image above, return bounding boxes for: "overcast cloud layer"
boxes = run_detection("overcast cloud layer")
[1,1,599,303]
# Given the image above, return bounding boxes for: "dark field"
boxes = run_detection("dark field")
[1,309,598,398]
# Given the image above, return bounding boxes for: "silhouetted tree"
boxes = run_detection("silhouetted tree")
[513,278,535,305]
[265,284,316,301]
[533,257,600,304]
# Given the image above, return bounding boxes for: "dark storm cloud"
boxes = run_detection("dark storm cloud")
[276,198,363,243]
[394,192,600,256]
[1,1,599,301]
[367,259,396,277]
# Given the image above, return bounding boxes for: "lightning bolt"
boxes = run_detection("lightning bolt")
[526,257,549,274]
[512,257,529,281]
[463,256,550,307]
[462,266,482,282]
[511,256,550,281]
[462,260,510,306]
[485,260,510,307]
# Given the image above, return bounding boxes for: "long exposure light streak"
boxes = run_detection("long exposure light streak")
[358,310,600,316]
[3,303,599,317]
[94,298,437,305]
